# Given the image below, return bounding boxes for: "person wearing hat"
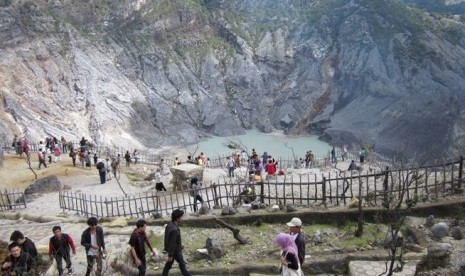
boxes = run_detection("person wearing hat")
[287,217,306,265]
[162,209,191,276]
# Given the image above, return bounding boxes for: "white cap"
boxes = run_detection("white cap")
[286,217,302,227]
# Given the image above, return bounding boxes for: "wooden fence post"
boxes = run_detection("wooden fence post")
[322,177,326,207]
[212,183,219,207]
[260,181,264,204]
[458,156,463,190]
[383,166,389,205]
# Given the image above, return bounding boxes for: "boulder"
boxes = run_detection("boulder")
[383,231,404,249]
[199,203,210,215]
[251,201,266,210]
[424,215,435,228]
[221,206,237,216]
[270,205,280,212]
[194,248,210,260]
[460,262,465,276]
[312,230,322,245]
[450,226,463,240]
[25,175,61,194]
[151,212,163,219]
[169,164,203,191]
[416,243,451,272]
[205,238,224,258]
[427,243,450,257]
[286,203,297,212]
[431,222,449,240]
[349,197,359,208]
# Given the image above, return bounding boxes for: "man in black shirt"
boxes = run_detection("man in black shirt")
[287,217,306,265]
[9,230,38,260]
[1,242,35,275]
[81,217,107,276]
[162,209,191,276]
[129,219,156,276]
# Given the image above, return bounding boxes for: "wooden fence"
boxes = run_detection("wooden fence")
[58,157,464,218]
[0,190,27,211]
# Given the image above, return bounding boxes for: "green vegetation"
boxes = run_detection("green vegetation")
[299,0,346,24]
[0,0,11,7]
[150,234,164,255]
[405,0,465,14]
[339,222,385,248]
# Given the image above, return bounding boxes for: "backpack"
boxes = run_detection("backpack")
[97,162,104,170]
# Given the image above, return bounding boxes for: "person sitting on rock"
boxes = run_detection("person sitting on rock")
[348,160,359,172]
[235,184,256,206]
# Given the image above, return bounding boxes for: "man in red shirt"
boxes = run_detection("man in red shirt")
[49,226,76,276]
[266,160,276,176]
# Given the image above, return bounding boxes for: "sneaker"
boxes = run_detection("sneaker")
[67,268,73,274]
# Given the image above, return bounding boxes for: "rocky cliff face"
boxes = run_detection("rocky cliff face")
[1,0,464,155]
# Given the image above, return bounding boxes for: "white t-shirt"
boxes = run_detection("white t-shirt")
[88,233,98,256]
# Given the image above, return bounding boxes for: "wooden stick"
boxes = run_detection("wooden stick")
[214,218,249,244]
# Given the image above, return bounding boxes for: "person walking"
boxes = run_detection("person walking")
[9,230,38,261]
[1,242,36,275]
[162,209,191,276]
[48,226,76,276]
[96,160,106,184]
[129,219,157,276]
[54,144,62,163]
[105,158,112,181]
[69,149,77,166]
[359,148,365,163]
[61,136,67,154]
[133,149,139,164]
[38,149,47,169]
[331,147,336,164]
[274,233,303,276]
[125,151,131,167]
[227,157,235,177]
[81,217,106,276]
[190,177,204,212]
[287,217,306,265]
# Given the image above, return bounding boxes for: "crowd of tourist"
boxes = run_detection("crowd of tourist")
[2,213,307,276]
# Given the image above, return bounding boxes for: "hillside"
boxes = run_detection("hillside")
[0,0,465,155]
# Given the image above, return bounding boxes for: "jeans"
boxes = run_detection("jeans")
[54,251,72,276]
[99,171,106,184]
[193,195,204,211]
[86,255,102,276]
[137,257,146,276]
[228,167,234,177]
[162,251,191,276]
[39,159,47,169]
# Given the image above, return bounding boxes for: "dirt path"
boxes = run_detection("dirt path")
[0,153,92,190]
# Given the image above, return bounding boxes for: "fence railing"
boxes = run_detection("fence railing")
[0,190,27,211]
[58,157,464,218]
